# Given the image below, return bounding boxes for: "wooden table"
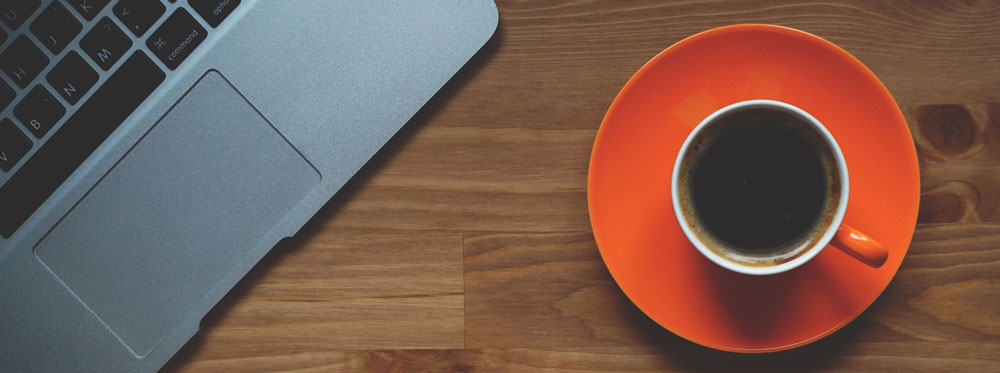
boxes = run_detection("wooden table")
[166,1,1000,371]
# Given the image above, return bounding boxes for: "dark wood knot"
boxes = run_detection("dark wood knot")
[916,105,978,156]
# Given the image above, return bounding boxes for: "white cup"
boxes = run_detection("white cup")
[671,99,887,275]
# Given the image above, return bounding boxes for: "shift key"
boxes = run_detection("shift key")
[147,9,206,70]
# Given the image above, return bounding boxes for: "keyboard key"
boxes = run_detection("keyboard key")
[67,0,112,21]
[1,0,41,29]
[30,2,83,54]
[0,52,163,238]
[0,118,32,172]
[0,36,48,88]
[189,0,239,28]
[14,86,65,138]
[0,80,13,110]
[47,52,98,105]
[114,0,165,36]
[0,28,7,45]
[147,9,206,70]
[80,17,132,70]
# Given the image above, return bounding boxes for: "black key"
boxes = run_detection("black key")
[1,0,41,29]
[0,36,48,88]
[113,0,165,36]
[47,52,98,104]
[80,17,132,70]
[0,80,13,110]
[0,52,164,238]
[0,118,32,172]
[0,28,7,45]
[14,86,65,138]
[30,2,83,54]
[189,0,239,28]
[147,9,205,69]
[67,0,112,21]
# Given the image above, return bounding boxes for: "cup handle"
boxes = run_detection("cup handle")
[830,223,888,268]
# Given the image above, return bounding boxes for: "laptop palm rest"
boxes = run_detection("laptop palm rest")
[33,71,319,357]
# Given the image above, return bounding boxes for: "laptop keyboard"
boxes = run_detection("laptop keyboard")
[0,0,240,238]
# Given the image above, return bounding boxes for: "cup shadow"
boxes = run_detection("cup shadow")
[614,249,874,371]
[701,249,855,345]
[626,312,871,372]
[160,26,503,372]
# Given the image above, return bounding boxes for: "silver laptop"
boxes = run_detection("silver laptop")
[0,1,497,370]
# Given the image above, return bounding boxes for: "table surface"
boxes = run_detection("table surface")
[166,1,1000,371]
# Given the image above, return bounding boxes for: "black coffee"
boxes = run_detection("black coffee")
[678,108,839,264]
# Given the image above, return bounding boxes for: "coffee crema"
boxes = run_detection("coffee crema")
[675,107,841,267]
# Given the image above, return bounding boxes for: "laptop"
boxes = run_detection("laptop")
[0,0,497,370]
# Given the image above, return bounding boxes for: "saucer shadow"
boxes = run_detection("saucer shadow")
[703,258,799,343]
[161,26,503,372]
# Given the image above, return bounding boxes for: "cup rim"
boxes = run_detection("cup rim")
[670,99,850,275]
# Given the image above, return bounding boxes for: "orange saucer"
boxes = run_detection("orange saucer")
[588,24,919,352]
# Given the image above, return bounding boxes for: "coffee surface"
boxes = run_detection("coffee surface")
[686,113,831,255]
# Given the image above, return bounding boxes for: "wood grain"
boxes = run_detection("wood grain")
[914,104,1000,223]
[168,1,1000,371]
[167,232,465,369]
[464,232,656,348]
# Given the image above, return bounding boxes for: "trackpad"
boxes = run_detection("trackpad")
[34,71,319,356]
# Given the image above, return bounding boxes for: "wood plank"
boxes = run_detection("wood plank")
[165,343,1000,372]
[464,231,659,348]
[866,224,1000,342]
[427,0,1000,134]
[164,233,465,371]
[298,101,1000,233]
[464,225,1000,348]
[306,126,594,234]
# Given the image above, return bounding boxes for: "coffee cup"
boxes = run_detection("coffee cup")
[671,99,888,275]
